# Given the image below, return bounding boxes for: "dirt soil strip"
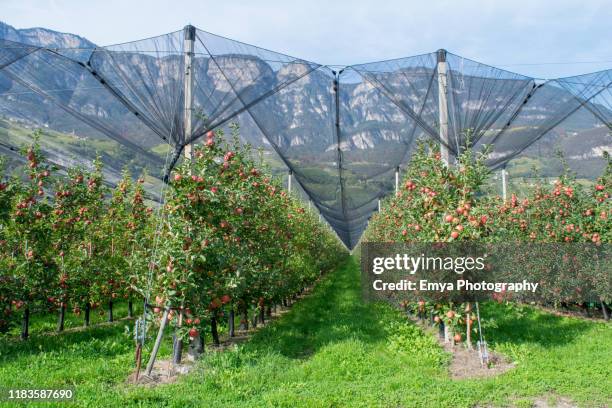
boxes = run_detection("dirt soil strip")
[410,317,515,380]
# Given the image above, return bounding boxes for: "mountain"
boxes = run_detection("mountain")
[0,21,95,48]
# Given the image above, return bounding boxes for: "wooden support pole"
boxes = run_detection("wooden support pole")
[501,167,508,201]
[183,25,196,160]
[145,307,170,376]
[287,170,292,193]
[395,167,400,194]
[437,49,450,166]
[601,300,609,321]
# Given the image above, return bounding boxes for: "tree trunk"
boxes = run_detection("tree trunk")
[266,306,272,318]
[134,343,142,383]
[581,302,591,317]
[128,300,133,318]
[259,306,265,324]
[20,306,29,341]
[466,312,472,349]
[228,309,235,337]
[84,302,90,327]
[172,333,183,364]
[239,307,248,331]
[188,334,204,360]
[211,315,220,346]
[172,309,184,364]
[251,310,258,328]
[57,302,65,332]
[108,300,114,322]
[438,320,445,340]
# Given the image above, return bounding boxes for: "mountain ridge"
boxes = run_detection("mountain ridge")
[0,21,95,49]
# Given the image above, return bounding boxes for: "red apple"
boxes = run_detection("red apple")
[189,328,198,339]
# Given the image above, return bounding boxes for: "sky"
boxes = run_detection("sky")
[3,0,612,79]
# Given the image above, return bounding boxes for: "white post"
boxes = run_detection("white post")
[437,49,450,166]
[395,166,399,194]
[378,199,381,212]
[501,167,508,201]
[287,170,292,193]
[183,25,196,160]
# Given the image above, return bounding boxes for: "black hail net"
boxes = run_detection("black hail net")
[1,28,610,248]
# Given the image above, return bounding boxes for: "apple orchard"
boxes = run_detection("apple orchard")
[0,130,610,366]
[0,129,344,354]
[363,142,611,343]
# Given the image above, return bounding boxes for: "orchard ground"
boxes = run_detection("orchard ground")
[0,257,610,408]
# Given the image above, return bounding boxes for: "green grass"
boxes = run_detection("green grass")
[0,258,610,407]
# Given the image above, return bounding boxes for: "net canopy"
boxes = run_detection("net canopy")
[1,25,610,248]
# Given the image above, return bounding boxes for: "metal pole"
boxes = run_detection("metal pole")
[437,49,450,166]
[395,166,399,194]
[183,25,196,160]
[287,170,292,193]
[501,167,508,201]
